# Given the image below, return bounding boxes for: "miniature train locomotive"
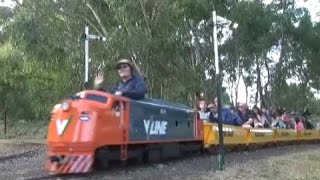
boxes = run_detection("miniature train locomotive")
[46,90,320,174]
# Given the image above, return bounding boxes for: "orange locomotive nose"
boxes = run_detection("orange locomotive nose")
[46,154,94,174]
[46,90,113,174]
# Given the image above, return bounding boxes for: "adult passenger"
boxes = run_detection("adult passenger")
[252,105,266,128]
[214,98,242,126]
[238,103,249,125]
[94,58,147,100]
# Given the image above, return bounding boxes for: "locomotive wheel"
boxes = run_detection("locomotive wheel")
[94,148,109,170]
[144,149,161,162]
[140,150,149,163]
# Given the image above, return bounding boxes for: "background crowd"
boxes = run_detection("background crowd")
[198,98,318,131]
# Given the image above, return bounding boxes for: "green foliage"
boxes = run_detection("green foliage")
[0,0,320,127]
[308,98,320,118]
[269,83,313,112]
[232,1,276,55]
[0,42,33,120]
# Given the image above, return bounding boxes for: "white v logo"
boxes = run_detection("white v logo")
[56,119,69,136]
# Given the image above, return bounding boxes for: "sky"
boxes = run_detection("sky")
[0,0,16,8]
[225,0,320,107]
[1,0,320,106]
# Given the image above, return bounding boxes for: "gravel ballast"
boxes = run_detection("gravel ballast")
[0,142,319,180]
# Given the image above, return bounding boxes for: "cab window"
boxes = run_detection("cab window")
[85,94,108,103]
[113,101,126,111]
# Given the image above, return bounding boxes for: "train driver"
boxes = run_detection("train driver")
[94,58,147,100]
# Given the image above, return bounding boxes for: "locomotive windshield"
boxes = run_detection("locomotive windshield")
[70,92,108,104]
[85,94,108,103]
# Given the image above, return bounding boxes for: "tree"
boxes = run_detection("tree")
[0,0,320,125]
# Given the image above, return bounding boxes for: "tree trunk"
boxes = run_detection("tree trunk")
[160,83,163,99]
[264,53,271,107]
[255,58,259,105]
[242,73,249,105]
[274,0,289,93]
[255,88,258,105]
[4,108,8,135]
[229,78,234,106]
[245,86,248,105]
[255,55,265,107]
[235,65,242,107]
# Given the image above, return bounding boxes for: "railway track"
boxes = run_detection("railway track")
[19,152,204,180]
[0,147,44,162]
[10,142,320,180]
[16,143,267,180]
[20,174,88,180]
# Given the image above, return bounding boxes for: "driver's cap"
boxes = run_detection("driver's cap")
[116,58,134,69]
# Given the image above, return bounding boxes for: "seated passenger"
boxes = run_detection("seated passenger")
[94,58,147,100]
[261,107,272,128]
[238,103,249,124]
[213,98,242,126]
[287,115,296,129]
[281,109,290,128]
[294,117,304,131]
[208,103,218,122]
[301,116,314,130]
[198,99,212,122]
[302,110,315,129]
[270,110,286,129]
[252,105,266,128]
[229,106,243,126]
[242,111,255,129]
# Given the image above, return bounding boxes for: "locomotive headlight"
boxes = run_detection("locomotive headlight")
[61,101,70,111]
[80,115,90,121]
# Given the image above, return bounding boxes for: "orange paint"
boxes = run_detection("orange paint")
[46,90,203,174]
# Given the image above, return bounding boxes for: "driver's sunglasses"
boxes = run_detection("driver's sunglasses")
[117,64,129,70]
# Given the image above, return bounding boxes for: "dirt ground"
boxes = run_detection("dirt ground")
[105,144,320,180]
[192,145,320,180]
[0,140,44,157]
[0,142,319,180]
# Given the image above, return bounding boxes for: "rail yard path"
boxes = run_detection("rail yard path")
[0,141,319,180]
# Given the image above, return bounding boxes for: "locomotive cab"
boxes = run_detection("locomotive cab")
[47,90,130,144]
[46,90,130,174]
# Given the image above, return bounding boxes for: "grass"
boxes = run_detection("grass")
[198,145,320,180]
[0,120,47,139]
[265,153,320,180]
[0,119,318,179]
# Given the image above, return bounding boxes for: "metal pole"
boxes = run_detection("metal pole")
[213,10,225,170]
[84,25,89,90]
[81,25,106,90]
